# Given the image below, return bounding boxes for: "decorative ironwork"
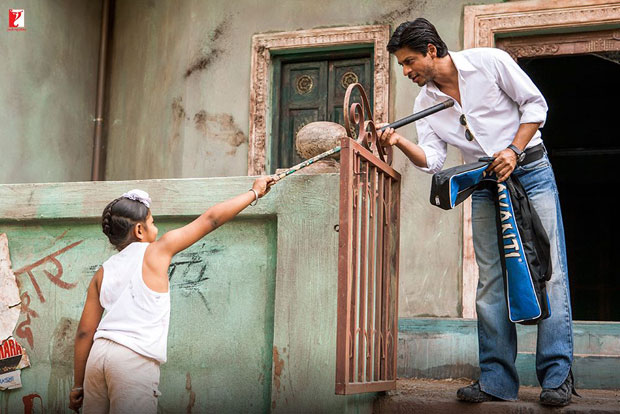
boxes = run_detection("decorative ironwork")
[335,132,401,395]
[343,83,393,165]
[295,75,314,95]
[341,71,359,89]
[336,82,400,395]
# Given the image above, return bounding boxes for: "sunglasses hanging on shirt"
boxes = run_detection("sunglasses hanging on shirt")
[460,114,475,142]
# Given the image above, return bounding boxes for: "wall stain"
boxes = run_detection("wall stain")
[185,372,196,414]
[22,394,42,414]
[184,17,230,78]
[47,317,77,412]
[169,96,186,172]
[172,97,186,122]
[374,0,428,24]
[272,346,285,392]
[193,110,247,148]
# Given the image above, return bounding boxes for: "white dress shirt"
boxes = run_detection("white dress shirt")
[413,47,548,174]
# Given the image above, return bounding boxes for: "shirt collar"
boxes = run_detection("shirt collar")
[423,50,476,99]
[448,50,477,73]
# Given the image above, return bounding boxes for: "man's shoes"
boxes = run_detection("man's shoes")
[540,369,579,407]
[457,382,498,403]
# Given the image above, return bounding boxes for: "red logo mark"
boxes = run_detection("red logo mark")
[8,9,25,31]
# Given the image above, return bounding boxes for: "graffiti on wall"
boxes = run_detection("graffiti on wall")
[13,240,83,348]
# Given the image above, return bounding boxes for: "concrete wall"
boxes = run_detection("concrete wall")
[0,0,101,184]
[105,0,500,318]
[0,174,373,413]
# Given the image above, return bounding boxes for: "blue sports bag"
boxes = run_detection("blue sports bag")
[430,159,551,324]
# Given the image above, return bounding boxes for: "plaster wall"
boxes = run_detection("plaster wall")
[0,174,373,413]
[106,0,500,318]
[0,0,101,184]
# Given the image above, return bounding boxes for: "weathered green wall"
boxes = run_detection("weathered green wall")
[0,0,101,184]
[0,175,373,413]
[105,0,500,318]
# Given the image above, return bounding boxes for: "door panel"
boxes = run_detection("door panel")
[273,53,373,173]
[278,61,328,170]
[328,58,372,125]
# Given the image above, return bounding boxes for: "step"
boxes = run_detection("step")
[398,318,620,389]
[374,378,620,414]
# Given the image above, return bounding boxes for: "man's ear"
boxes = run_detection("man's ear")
[427,44,437,58]
[134,223,144,241]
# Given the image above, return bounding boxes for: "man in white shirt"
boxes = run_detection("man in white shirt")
[379,18,576,406]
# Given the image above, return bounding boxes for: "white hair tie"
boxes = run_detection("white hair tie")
[121,189,151,208]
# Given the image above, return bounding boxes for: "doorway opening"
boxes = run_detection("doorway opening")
[518,52,620,321]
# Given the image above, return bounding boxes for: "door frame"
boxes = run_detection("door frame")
[461,0,620,318]
[248,25,390,175]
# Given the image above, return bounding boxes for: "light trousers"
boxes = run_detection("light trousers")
[83,338,161,414]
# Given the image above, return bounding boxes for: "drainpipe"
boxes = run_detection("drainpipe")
[91,0,111,181]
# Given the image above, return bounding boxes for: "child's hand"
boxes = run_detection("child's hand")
[252,176,275,198]
[69,388,84,412]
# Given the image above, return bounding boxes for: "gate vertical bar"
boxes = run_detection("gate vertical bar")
[336,138,354,395]
[373,172,384,381]
[391,174,401,382]
[349,152,360,382]
[366,165,376,382]
[357,159,368,382]
[381,176,391,380]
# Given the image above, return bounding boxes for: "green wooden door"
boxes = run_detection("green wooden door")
[272,53,373,173]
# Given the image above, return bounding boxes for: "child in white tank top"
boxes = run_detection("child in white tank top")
[69,176,273,413]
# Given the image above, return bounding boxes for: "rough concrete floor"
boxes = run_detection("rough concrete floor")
[374,378,620,413]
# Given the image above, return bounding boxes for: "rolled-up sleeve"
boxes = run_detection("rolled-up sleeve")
[492,49,548,128]
[414,113,447,174]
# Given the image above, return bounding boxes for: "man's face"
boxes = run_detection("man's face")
[395,46,436,87]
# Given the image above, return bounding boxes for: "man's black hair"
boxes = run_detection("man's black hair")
[386,18,448,57]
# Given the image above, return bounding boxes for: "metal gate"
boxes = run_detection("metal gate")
[335,84,401,394]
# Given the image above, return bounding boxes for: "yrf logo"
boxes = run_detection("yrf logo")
[8,9,25,31]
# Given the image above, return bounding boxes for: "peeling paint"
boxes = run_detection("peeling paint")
[0,234,20,342]
[193,110,247,148]
[272,346,285,392]
[185,372,196,414]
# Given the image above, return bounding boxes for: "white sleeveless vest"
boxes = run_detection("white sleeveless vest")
[94,242,170,363]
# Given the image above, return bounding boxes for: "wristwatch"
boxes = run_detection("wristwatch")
[507,144,525,163]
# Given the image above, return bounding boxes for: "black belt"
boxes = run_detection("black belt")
[519,143,546,166]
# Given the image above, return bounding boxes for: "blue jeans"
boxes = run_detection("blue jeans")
[472,153,573,400]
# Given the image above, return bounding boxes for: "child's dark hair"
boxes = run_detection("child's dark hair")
[387,18,448,57]
[101,198,149,250]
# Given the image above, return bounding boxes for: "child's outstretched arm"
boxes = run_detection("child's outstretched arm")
[150,176,274,261]
[70,268,104,412]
